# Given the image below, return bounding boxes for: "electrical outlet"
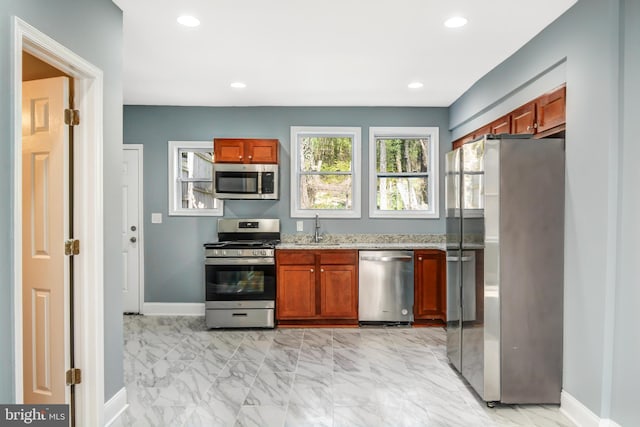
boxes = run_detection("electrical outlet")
[296,220,304,232]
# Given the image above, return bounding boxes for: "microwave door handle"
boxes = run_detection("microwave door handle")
[257,171,262,194]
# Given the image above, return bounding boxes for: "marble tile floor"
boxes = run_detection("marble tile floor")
[112,315,576,427]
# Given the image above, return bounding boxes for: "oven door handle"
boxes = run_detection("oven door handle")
[205,257,275,265]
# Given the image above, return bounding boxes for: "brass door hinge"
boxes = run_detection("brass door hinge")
[64,109,80,126]
[65,239,80,256]
[66,368,82,386]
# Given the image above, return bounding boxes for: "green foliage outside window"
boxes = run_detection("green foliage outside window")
[299,136,353,209]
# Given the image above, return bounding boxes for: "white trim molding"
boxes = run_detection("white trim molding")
[143,303,205,316]
[168,140,223,216]
[290,126,362,218]
[123,145,145,313]
[368,126,440,219]
[560,391,622,427]
[104,387,128,427]
[13,17,105,426]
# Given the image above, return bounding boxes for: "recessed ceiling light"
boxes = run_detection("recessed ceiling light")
[177,15,200,27]
[408,82,424,89]
[230,82,247,89]
[444,16,468,28]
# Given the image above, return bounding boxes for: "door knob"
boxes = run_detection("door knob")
[130,237,137,243]
[131,225,137,231]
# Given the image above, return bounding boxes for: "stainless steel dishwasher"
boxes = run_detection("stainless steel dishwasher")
[358,250,414,324]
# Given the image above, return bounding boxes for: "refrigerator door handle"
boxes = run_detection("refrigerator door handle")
[360,255,413,262]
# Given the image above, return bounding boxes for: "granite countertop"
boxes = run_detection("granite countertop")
[277,233,446,250]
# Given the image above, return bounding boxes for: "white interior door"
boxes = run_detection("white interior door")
[22,76,70,404]
[122,147,142,313]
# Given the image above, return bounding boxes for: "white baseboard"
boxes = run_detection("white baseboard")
[104,387,128,427]
[142,302,205,316]
[560,390,622,427]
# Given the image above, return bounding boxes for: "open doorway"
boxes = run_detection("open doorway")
[13,17,105,426]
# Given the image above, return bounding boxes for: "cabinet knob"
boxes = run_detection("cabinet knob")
[321,268,324,272]
[239,156,243,159]
[310,268,314,272]
[418,257,422,261]
[248,155,253,159]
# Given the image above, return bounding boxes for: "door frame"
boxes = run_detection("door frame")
[12,17,105,426]
[123,144,145,314]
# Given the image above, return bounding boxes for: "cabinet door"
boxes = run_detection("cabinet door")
[320,264,357,319]
[511,102,537,134]
[536,85,566,133]
[490,115,511,135]
[214,139,245,163]
[414,250,446,321]
[277,265,316,319]
[473,124,492,139]
[247,139,279,164]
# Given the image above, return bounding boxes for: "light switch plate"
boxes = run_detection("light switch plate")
[296,220,304,232]
[151,213,162,224]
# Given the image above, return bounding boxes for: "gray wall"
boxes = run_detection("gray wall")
[451,0,637,424]
[611,0,640,426]
[123,106,449,303]
[0,0,124,403]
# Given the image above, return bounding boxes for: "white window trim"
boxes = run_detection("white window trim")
[290,126,361,218]
[168,140,224,216]
[368,127,439,219]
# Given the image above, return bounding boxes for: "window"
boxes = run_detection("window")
[369,127,439,218]
[290,126,361,218]
[168,141,223,216]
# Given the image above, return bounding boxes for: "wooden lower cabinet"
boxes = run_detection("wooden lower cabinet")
[276,249,358,326]
[413,250,446,326]
[277,264,315,318]
[320,264,357,318]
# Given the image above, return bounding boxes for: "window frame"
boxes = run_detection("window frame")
[368,127,439,219]
[290,126,362,218]
[168,140,224,216]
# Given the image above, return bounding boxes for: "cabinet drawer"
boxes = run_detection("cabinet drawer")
[277,251,315,265]
[319,250,357,265]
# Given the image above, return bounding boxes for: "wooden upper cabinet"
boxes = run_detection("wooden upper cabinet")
[536,85,566,133]
[213,138,279,164]
[490,115,511,135]
[451,83,566,149]
[511,101,537,134]
[474,124,492,139]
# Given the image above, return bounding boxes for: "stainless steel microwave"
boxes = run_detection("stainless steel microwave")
[212,163,279,200]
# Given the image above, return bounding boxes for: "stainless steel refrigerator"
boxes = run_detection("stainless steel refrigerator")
[445,135,564,405]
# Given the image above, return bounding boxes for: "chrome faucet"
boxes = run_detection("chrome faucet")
[314,214,322,243]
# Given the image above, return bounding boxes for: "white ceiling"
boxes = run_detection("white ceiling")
[114,0,576,107]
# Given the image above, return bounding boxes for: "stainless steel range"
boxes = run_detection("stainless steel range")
[204,218,280,328]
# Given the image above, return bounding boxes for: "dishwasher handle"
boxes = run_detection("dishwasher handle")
[360,255,413,262]
[446,256,473,262]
